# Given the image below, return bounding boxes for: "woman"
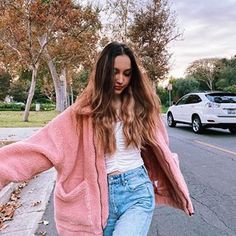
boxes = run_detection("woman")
[0,42,194,236]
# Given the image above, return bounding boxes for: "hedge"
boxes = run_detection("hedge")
[0,102,56,111]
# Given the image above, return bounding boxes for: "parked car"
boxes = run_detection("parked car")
[166,92,236,134]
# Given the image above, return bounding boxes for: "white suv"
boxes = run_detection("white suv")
[166,92,236,134]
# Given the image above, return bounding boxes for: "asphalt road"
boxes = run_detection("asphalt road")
[36,124,236,236]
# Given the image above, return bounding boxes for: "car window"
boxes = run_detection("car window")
[176,95,189,105]
[206,93,236,103]
[186,95,202,104]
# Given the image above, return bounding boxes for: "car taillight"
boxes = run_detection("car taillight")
[206,102,221,108]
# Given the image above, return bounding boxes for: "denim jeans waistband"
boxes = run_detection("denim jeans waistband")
[107,165,148,184]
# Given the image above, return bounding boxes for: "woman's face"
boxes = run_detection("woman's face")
[113,55,132,95]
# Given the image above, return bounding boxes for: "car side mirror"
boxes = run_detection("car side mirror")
[172,101,176,105]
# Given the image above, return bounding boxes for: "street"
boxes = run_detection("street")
[36,124,236,236]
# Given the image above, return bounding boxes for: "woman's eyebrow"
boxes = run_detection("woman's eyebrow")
[124,68,132,72]
[113,68,132,72]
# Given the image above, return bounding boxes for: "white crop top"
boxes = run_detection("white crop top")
[105,121,144,174]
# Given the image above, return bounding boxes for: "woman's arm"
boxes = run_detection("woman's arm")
[0,108,71,190]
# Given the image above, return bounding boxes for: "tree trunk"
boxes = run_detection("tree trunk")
[38,37,68,112]
[152,80,156,93]
[58,67,68,111]
[70,84,74,105]
[43,49,68,112]
[23,64,39,122]
[47,62,68,112]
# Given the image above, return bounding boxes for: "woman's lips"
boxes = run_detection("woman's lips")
[114,86,123,90]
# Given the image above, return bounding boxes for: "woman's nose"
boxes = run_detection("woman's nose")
[115,73,123,83]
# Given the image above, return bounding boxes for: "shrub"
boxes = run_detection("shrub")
[0,102,56,111]
[31,103,56,111]
[223,85,236,93]
[0,102,25,111]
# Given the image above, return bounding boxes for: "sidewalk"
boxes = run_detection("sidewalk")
[0,127,40,143]
[0,127,56,236]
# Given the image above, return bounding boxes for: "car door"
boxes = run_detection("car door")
[182,95,202,122]
[171,95,189,121]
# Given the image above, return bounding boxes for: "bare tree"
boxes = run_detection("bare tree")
[128,0,181,87]
[187,58,220,91]
[103,0,137,42]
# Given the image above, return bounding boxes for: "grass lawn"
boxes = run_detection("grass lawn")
[0,107,168,128]
[0,110,59,127]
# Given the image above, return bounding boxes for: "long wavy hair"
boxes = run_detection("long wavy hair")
[75,42,161,154]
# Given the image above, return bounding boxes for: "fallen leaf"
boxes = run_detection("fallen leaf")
[0,181,28,230]
[43,220,49,225]
[0,223,8,231]
[36,230,47,235]
[39,219,49,225]
[18,182,28,189]
[2,205,14,219]
[0,218,3,228]
[32,201,42,207]
[3,217,13,222]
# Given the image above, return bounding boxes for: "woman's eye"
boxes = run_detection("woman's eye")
[124,72,131,77]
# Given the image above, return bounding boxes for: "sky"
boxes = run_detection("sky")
[168,0,236,78]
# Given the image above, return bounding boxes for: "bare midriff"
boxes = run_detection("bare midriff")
[108,170,123,176]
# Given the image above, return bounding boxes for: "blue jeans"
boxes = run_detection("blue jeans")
[103,165,155,236]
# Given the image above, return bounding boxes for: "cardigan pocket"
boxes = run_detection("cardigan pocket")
[54,180,93,226]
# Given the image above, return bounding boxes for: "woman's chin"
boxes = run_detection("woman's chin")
[114,90,123,95]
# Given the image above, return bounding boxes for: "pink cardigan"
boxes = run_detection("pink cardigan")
[0,105,194,235]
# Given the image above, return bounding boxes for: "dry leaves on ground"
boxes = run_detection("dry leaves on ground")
[32,200,42,207]
[35,230,47,235]
[39,220,49,225]
[0,181,28,231]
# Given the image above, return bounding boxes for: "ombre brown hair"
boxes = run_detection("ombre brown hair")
[75,42,161,154]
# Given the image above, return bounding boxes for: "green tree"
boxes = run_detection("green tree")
[171,77,200,101]
[9,70,31,102]
[156,86,169,107]
[72,69,90,100]
[33,65,55,103]
[223,85,236,93]
[215,57,236,92]
[0,72,11,101]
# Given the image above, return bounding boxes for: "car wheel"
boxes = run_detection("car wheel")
[229,128,236,134]
[167,112,176,127]
[192,115,203,133]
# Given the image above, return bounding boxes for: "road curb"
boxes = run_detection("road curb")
[0,141,18,206]
[0,183,19,205]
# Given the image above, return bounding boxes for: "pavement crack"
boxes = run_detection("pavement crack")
[198,212,229,236]
[191,195,235,234]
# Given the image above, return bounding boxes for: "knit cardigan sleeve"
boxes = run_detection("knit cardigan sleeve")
[157,113,169,145]
[0,107,72,191]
